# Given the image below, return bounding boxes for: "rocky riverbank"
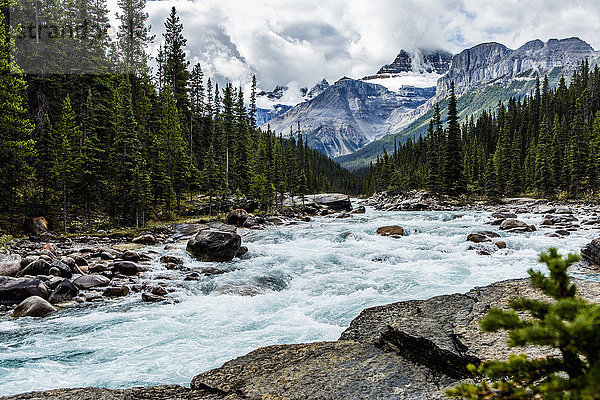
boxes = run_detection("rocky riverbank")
[4,277,600,399]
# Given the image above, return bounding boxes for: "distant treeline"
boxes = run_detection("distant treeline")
[0,0,361,233]
[366,61,600,199]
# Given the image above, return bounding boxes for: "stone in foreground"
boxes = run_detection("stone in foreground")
[12,295,56,318]
[187,227,241,262]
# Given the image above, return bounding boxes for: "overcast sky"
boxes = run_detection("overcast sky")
[118,0,600,93]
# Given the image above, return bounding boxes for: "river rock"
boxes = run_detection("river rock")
[142,292,165,302]
[308,193,352,211]
[103,286,130,297]
[350,205,366,214]
[492,211,517,219]
[0,276,49,303]
[466,233,490,243]
[73,274,110,289]
[11,296,56,318]
[582,238,600,266]
[132,234,156,245]
[112,261,144,275]
[160,255,183,265]
[499,218,535,232]
[227,209,249,227]
[49,259,72,278]
[17,258,50,277]
[236,246,248,257]
[1,385,216,400]
[0,254,22,277]
[26,217,49,236]
[187,228,241,262]
[122,250,141,261]
[49,279,79,303]
[495,241,507,249]
[376,225,404,237]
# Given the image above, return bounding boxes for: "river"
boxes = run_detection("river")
[1,206,598,395]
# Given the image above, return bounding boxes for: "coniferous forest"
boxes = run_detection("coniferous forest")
[366,62,600,200]
[0,0,361,233]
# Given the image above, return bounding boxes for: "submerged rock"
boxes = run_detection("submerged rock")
[376,225,404,237]
[187,228,241,262]
[499,218,535,232]
[12,296,56,318]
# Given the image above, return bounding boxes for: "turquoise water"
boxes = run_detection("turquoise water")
[0,207,597,394]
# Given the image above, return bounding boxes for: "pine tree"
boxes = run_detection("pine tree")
[116,0,155,75]
[535,116,554,195]
[163,6,190,114]
[52,95,81,232]
[443,82,465,196]
[447,248,600,399]
[0,4,35,220]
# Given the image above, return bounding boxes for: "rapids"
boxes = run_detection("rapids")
[1,206,598,395]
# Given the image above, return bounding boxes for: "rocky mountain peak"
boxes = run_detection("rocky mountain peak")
[377,48,453,75]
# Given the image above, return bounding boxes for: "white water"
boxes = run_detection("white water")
[1,207,599,395]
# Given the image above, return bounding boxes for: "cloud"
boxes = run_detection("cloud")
[137,0,600,93]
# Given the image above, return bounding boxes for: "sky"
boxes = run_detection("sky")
[112,0,600,95]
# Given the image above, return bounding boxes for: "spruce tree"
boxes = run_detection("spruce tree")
[116,0,155,75]
[443,82,465,196]
[447,248,600,399]
[163,6,190,114]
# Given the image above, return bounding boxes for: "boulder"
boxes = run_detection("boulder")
[17,259,50,277]
[466,233,490,243]
[11,296,56,318]
[186,229,242,262]
[0,254,22,277]
[307,193,352,211]
[142,292,165,302]
[0,276,49,303]
[375,225,404,237]
[350,205,366,214]
[495,241,507,249]
[103,286,130,297]
[582,238,600,266]
[122,250,141,261]
[160,255,183,265]
[132,234,156,245]
[49,259,72,278]
[236,246,249,257]
[49,279,79,303]
[499,218,536,232]
[26,217,49,236]
[112,261,144,276]
[492,211,517,219]
[227,209,249,227]
[72,274,110,289]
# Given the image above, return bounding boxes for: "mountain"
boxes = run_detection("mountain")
[255,79,332,126]
[262,48,450,158]
[337,37,599,170]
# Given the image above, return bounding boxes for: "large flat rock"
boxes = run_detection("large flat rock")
[6,278,600,399]
[191,341,454,399]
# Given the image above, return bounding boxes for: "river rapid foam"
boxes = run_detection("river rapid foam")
[1,206,598,395]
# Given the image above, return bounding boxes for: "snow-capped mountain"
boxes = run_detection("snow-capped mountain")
[262,49,446,158]
[255,79,332,126]
[337,37,600,170]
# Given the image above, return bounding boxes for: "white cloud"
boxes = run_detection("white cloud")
[136,0,600,93]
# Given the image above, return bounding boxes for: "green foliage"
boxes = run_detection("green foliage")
[0,234,13,254]
[446,248,600,399]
